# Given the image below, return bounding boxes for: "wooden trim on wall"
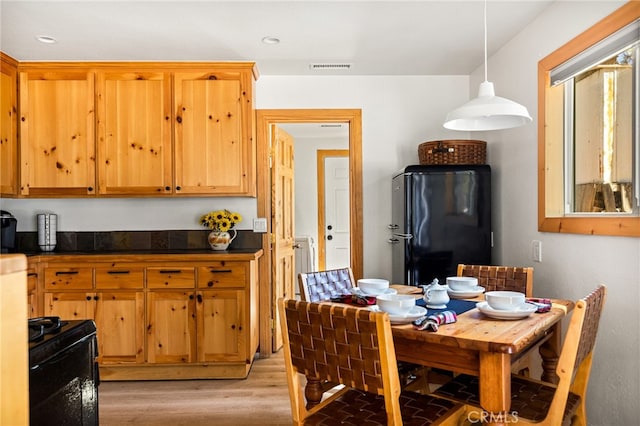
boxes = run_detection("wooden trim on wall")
[255,109,363,357]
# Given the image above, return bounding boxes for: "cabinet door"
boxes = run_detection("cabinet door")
[96,71,173,195]
[0,54,18,196]
[197,290,246,362]
[94,291,145,364]
[173,70,253,195]
[146,291,196,364]
[19,70,96,196]
[44,292,96,320]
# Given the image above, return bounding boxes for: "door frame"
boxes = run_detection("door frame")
[256,109,363,356]
[317,149,350,271]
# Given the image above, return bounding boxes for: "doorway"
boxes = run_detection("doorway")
[256,109,363,355]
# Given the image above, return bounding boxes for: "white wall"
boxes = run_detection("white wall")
[256,75,471,277]
[483,1,638,425]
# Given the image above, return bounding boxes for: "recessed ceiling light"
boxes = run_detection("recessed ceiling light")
[261,36,280,45]
[36,35,57,44]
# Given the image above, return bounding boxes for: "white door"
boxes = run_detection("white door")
[323,155,350,270]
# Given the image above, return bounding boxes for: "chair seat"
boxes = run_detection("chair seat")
[305,388,463,426]
[434,374,581,424]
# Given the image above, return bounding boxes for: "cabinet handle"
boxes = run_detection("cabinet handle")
[56,271,79,276]
[208,269,232,273]
[208,75,218,80]
[107,270,130,275]
[158,270,182,274]
[28,272,38,277]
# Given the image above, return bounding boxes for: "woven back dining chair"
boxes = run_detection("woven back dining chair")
[278,298,465,425]
[298,267,355,303]
[457,264,534,296]
[434,285,607,426]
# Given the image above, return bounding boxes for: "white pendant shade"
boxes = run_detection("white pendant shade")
[443,81,532,131]
[443,0,532,132]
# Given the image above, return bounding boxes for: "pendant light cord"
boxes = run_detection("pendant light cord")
[483,0,488,83]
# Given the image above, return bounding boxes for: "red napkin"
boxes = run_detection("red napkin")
[413,310,457,331]
[330,294,377,306]
[526,298,552,313]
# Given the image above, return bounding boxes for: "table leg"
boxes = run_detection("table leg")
[304,376,324,409]
[540,322,561,384]
[478,352,511,426]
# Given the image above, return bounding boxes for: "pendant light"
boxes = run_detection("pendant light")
[443,0,532,131]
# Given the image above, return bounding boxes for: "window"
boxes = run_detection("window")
[538,2,640,237]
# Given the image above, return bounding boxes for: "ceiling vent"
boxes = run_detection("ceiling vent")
[309,63,352,71]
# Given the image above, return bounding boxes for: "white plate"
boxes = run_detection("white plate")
[354,287,398,296]
[476,301,537,320]
[369,305,427,324]
[446,285,485,299]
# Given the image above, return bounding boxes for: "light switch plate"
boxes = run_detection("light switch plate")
[253,218,267,233]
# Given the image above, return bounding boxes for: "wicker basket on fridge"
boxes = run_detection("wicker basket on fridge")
[418,139,486,165]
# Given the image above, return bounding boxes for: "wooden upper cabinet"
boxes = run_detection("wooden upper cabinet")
[0,53,18,196]
[174,69,255,196]
[19,69,96,196]
[96,71,173,195]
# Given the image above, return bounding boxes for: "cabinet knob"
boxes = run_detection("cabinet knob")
[88,186,94,192]
[197,294,203,303]
[175,186,181,191]
[207,281,214,287]
[176,116,182,123]
[165,186,171,191]
[86,296,92,301]
[189,294,195,300]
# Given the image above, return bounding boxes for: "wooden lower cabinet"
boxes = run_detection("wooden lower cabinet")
[31,251,261,380]
[146,290,196,364]
[198,289,246,362]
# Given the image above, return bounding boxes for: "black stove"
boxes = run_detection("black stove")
[28,316,99,426]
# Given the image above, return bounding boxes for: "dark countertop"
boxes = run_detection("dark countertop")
[23,248,263,263]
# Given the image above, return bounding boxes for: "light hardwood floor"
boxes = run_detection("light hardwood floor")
[99,351,293,426]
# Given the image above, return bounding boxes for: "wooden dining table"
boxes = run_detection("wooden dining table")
[304,288,574,426]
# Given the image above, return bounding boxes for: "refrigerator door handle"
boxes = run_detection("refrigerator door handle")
[388,233,413,243]
[387,224,399,230]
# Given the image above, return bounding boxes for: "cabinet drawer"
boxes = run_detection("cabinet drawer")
[197,263,247,289]
[147,267,195,288]
[44,267,93,290]
[95,267,144,289]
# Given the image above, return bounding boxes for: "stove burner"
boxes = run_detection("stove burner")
[28,316,68,343]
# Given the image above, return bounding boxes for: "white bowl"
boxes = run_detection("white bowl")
[446,276,479,292]
[376,294,416,315]
[484,291,526,311]
[357,278,390,296]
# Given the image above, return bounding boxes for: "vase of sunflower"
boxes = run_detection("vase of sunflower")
[200,209,242,251]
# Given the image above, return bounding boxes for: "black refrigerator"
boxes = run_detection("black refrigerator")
[390,164,491,286]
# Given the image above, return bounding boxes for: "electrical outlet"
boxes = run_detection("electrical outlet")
[253,218,267,233]
[532,240,542,262]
